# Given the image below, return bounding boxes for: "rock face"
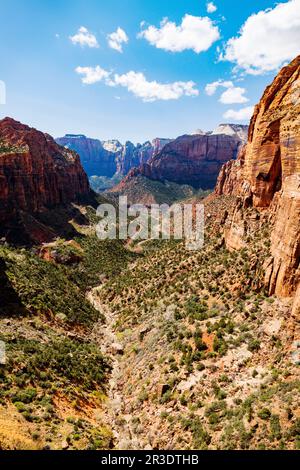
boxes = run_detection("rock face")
[0,118,90,227]
[215,56,300,304]
[211,124,248,142]
[128,132,245,189]
[56,135,172,178]
[215,146,247,196]
[116,139,173,175]
[55,134,118,177]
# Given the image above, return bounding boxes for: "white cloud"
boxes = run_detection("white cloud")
[70,26,99,48]
[75,65,199,101]
[112,71,199,102]
[207,2,217,13]
[220,0,300,75]
[219,86,248,104]
[139,14,220,53]
[205,79,233,96]
[75,66,110,84]
[223,106,254,121]
[107,27,129,53]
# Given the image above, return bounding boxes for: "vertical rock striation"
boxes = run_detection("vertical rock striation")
[124,132,245,189]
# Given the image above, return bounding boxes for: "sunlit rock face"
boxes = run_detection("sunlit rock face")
[215,56,300,303]
[127,131,245,189]
[0,118,90,226]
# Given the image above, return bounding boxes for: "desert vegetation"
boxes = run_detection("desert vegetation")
[94,195,300,450]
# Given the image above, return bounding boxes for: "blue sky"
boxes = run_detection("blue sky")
[0,0,299,142]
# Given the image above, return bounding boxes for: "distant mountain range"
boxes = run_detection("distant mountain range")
[107,124,248,201]
[191,123,248,141]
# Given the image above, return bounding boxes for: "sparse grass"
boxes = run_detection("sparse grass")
[0,193,298,450]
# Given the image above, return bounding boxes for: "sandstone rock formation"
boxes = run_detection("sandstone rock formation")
[211,124,248,142]
[0,117,90,230]
[215,56,300,306]
[127,132,245,189]
[116,141,151,175]
[56,135,172,178]
[55,134,118,177]
[57,126,247,189]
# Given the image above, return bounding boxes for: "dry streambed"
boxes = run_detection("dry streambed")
[88,288,146,450]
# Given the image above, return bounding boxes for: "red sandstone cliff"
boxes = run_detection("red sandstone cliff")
[0,118,90,228]
[215,56,300,312]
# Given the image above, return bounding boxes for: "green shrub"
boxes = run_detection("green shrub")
[270,414,281,440]
[2,336,110,399]
[257,408,271,420]
[248,339,260,352]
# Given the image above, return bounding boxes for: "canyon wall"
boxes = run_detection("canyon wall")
[215,56,300,310]
[125,128,246,189]
[0,118,90,226]
[55,134,118,177]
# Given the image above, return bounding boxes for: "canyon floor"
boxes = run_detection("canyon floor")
[0,195,299,450]
[93,194,300,450]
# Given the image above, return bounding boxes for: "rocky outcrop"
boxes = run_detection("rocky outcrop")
[265,174,300,297]
[0,117,90,228]
[116,141,150,175]
[128,132,245,189]
[56,135,172,178]
[215,56,300,303]
[151,138,173,155]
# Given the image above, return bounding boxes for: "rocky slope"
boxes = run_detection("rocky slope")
[0,118,91,243]
[107,175,196,206]
[56,135,172,178]
[215,55,300,310]
[0,211,137,450]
